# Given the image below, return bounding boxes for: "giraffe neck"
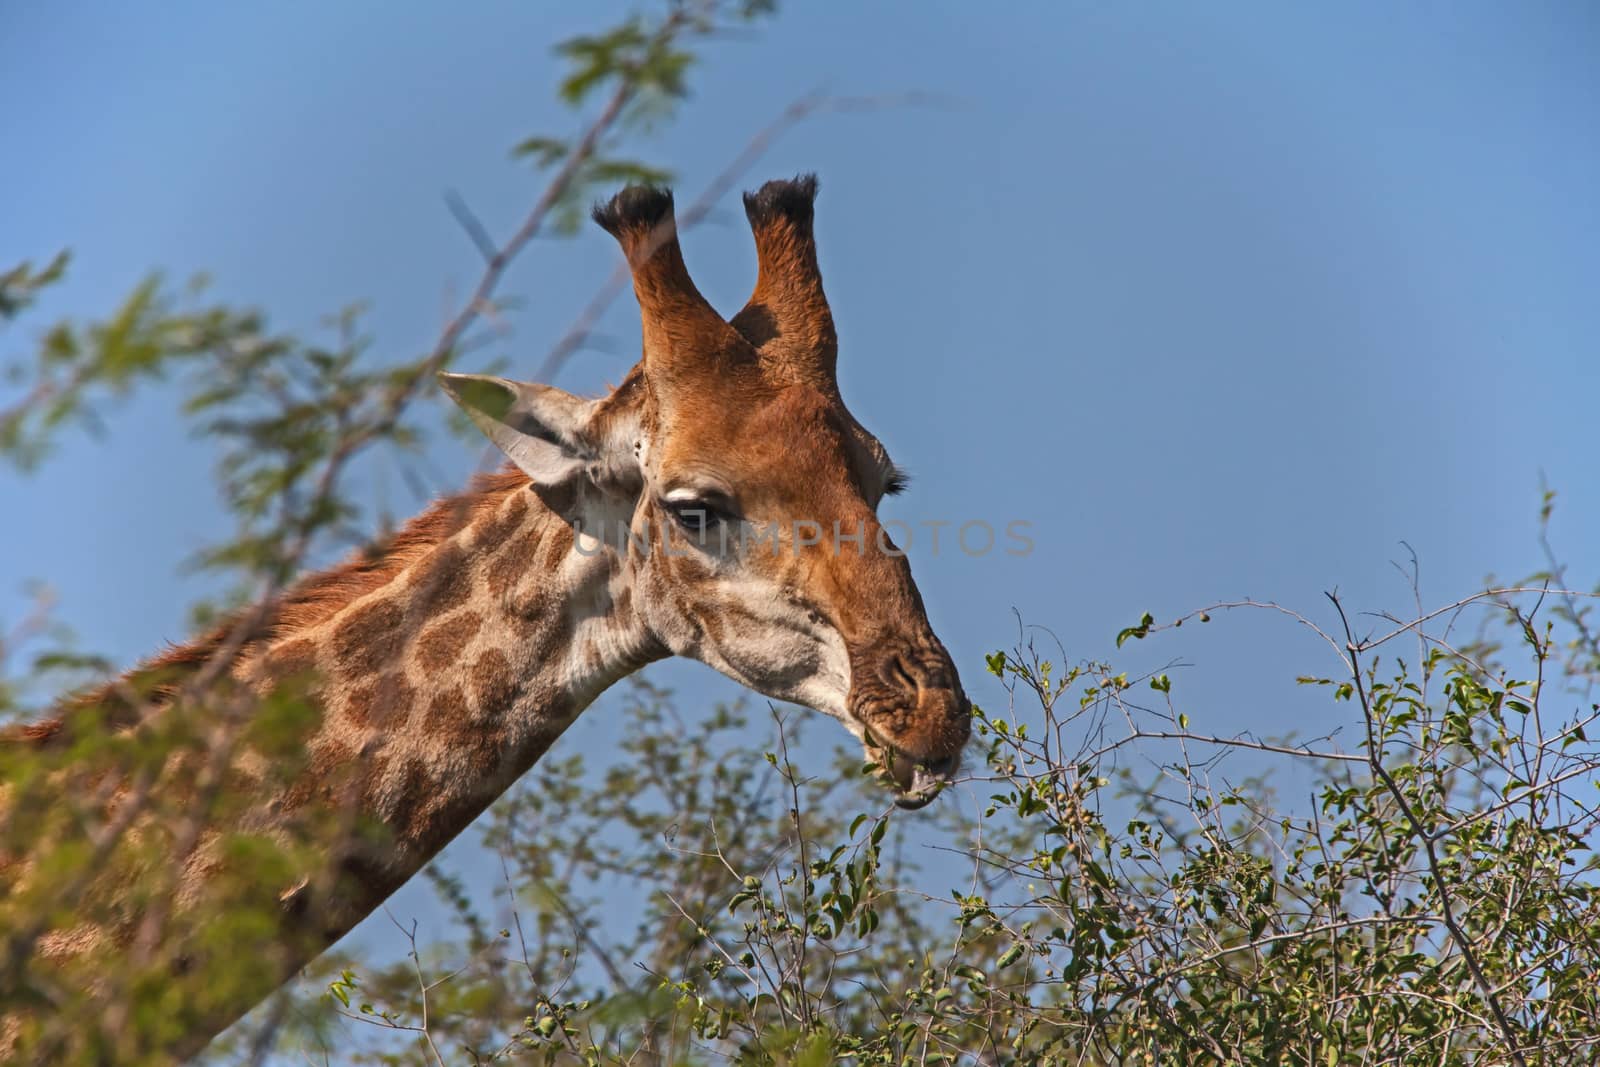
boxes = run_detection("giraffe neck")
[255,472,665,919]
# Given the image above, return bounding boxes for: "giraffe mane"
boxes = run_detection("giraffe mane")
[3,468,531,749]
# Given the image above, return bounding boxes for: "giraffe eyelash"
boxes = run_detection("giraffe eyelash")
[883,466,911,497]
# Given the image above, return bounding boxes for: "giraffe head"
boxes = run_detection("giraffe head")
[441,177,969,808]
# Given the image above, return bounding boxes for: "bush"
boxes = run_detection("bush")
[255,577,1600,1066]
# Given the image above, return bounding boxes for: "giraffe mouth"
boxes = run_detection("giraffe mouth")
[892,764,955,809]
[867,739,961,810]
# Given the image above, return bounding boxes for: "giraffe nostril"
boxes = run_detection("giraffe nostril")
[922,753,960,779]
[883,655,918,692]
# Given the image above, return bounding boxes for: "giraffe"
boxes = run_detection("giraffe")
[0,176,971,1060]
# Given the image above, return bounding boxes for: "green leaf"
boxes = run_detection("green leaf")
[1116,611,1155,648]
[511,136,570,166]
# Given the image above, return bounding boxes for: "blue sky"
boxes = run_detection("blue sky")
[4,0,1598,1053]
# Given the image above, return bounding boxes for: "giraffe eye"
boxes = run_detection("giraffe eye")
[662,496,736,541]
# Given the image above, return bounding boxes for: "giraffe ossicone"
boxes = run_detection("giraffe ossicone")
[0,175,970,1059]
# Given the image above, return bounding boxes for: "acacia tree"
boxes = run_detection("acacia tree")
[4,4,1600,1065]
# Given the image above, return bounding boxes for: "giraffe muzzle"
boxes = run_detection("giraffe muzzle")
[849,642,972,808]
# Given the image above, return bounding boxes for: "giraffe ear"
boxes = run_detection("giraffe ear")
[439,372,608,487]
